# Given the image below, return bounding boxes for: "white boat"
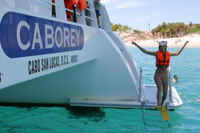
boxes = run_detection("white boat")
[0,0,182,109]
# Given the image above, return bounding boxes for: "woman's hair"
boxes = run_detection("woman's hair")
[158,41,167,51]
[159,41,167,47]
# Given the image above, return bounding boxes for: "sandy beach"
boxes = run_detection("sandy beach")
[125,34,200,47]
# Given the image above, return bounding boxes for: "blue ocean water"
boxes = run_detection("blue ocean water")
[0,47,200,132]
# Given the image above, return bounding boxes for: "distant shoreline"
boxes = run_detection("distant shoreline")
[123,34,200,48]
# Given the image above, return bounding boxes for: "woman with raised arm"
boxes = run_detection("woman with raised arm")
[132,41,189,108]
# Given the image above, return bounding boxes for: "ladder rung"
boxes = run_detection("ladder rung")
[144,119,164,122]
[144,123,168,128]
[144,113,160,116]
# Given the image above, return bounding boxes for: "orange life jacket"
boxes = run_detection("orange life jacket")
[77,0,87,10]
[64,0,87,21]
[64,0,73,21]
[156,51,170,67]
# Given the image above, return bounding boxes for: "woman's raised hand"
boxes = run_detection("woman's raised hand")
[132,41,138,46]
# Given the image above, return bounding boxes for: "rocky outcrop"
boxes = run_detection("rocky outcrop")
[118,31,154,43]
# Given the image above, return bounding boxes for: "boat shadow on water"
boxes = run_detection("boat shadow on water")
[0,103,106,123]
[65,105,106,123]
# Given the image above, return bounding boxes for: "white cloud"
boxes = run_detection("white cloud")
[133,16,152,23]
[115,1,148,9]
[101,0,116,4]
[189,8,200,12]
[100,0,148,9]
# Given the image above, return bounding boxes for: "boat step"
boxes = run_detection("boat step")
[144,113,161,116]
[144,123,168,128]
[144,119,164,122]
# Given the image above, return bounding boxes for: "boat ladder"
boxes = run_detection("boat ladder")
[142,101,170,131]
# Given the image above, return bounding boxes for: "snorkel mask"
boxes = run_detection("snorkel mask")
[159,41,167,47]
[158,41,167,51]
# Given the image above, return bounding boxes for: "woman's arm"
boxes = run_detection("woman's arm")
[170,41,189,56]
[132,41,156,56]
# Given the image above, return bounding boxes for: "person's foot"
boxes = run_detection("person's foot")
[154,106,162,110]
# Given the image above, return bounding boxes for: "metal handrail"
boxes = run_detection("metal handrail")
[85,8,95,12]
[64,7,81,16]
[40,0,60,7]
[168,67,172,103]
[85,16,95,21]
[138,67,173,104]
[40,0,81,15]
[139,67,143,102]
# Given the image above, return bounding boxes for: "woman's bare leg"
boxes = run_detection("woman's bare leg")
[154,71,162,106]
[161,74,168,106]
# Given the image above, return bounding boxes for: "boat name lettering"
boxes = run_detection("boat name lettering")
[0,12,84,58]
[28,54,78,75]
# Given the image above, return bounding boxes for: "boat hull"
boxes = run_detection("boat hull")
[0,1,183,109]
[0,10,139,105]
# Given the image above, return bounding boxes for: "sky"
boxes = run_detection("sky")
[100,0,200,31]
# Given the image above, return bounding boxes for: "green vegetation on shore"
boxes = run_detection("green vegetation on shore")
[152,22,200,38]
[111,23,132,32]
[111,22,200,39]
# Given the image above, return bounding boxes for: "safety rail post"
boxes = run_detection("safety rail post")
[138,67,143,102]
[168,67,172,103]
[72,4,77,22]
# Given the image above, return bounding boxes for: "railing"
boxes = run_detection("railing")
[39,0,97,26]
[168,67,172,103]
[168,67,180,104]
[41,0,60,7]
[139,67,143,102]
[85,0,96,22]
[65,7,81,16]
[40,0,81,16]
[85,7,94,12]
[139,66,173,104]
[85,16,95,21]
